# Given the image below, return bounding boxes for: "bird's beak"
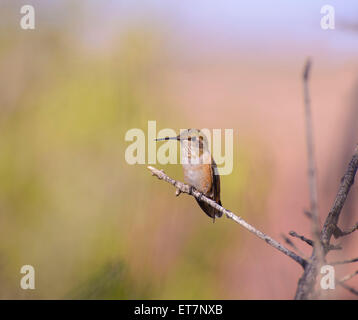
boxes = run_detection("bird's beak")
[154,136,179,141]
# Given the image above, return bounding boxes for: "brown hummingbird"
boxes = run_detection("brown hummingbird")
[155,129,222,222]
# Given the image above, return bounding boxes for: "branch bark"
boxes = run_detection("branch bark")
[332,222,358,238]
[330,257,358,266]
[338,270,358,296]
[339,282,358,296]
[294,146,358,299]
[339,270,358,283]
[303,58,320,237]
[321,147,358,248]
[289,231,314,247]
[294,59,358,299]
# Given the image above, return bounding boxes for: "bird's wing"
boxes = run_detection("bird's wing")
[211,158,221,205]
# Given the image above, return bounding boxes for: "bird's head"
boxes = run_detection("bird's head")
[155,129,209,159]
[155,128,207,146]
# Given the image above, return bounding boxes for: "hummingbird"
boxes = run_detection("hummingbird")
[155,129,222,222]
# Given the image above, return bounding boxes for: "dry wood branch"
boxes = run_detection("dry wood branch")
[147,165,307,268]
[338,282,358,296]
[339,270,358,283]
[303,58,320,237]
[289,231,314,247]
[330,257,358,266]
[321,147,358,248]
[296,59,326,300]
[294,146,358,299]
[333,222,358,239]
[337,269,358,296]
[281,234,306,258]
[337,270,358,297]
[287,231,341,251]
[303,210,313,219]
[302,59,325,279]
[327,244,343,251]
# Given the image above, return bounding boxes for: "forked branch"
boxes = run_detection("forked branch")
[294,59,358,299]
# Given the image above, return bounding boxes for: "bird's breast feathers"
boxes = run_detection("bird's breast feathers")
[182,163,213,194]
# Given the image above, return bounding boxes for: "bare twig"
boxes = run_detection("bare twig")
[289,231,314,247]
[336,268,358,297]
[321,146,358,248]
[327,244,343,251]
[339,270,358,283]
[333,222,358,239]
[147,165,307,268]
[330,257,358,266]
[281,234,306,258]
[303,210,313,219]
[303,58,320,238]
[288,231,344,250]
[294,59,326,300]
[338,282,358,296]
[288,231,343,251]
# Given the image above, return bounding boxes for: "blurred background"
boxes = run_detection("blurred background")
[0,0,358,299]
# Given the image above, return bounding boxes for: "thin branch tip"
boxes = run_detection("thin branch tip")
[303,58,312,81]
